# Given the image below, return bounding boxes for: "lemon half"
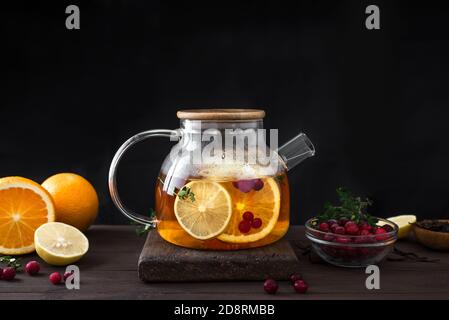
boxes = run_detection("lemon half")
[387,215,417,239]
[35,222,89,266]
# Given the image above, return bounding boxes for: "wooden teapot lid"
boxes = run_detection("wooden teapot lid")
[177,109,265,120]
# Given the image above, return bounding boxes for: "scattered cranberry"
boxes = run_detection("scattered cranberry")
[251,218,262,229]
[293,279,308,293]
[64,271,74,281]
[345,222,359,235]
[253,179,264,191]
[242,211,254,222]
[25,261,40,276]
[2,267,16,281]
[319,222,330,232]
[264,278,278,294]
[49,272,62,285]
[290,274,302,283]
[334,226,346,235]
[238,220,251,233]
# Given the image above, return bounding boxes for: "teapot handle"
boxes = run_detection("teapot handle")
[108,129,181,226]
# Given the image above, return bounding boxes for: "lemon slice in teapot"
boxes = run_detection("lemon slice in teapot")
[174,181,233,240]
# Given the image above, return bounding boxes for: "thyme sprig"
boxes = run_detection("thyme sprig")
[132,209,157,236]
[176,186,195,202]
[316,187,378,226]
[0,256,22,271]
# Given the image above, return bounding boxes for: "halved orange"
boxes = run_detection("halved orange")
[217,177,281,243]
[0,177,55,255]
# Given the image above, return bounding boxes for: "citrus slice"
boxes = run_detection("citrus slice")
[34,222,89,266]
[218,177,281,244]
[387,215,417,239]
[0,176,55,255]
[174,181,232,240]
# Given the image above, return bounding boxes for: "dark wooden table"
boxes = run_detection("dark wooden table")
[1,226,448,300]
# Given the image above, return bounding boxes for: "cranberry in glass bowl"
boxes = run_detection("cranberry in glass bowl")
[305,218,398,267]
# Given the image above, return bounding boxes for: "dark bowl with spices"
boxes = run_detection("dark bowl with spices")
[413,220,449,250]
[305,218,398,268]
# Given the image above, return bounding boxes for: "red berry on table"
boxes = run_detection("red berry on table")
[2,267,16,281]
[263,278,278,294]
[238,220,251,233]
[242,211,254,222]
[290,274,302,283]
[293,279,308,293]
[49,272,62,285]
[251,218,262,229]
[334,226,346,235]
[319,222,330,232]
[25,261,40,276]
[64,271,74,281]
[345,223,359,235]
[253,179,264,191]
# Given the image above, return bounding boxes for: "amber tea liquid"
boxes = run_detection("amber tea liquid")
[155,172,290,250]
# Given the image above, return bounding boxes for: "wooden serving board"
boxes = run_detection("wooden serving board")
[138,231,301,282]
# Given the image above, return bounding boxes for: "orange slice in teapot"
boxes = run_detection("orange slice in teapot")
[217,177,280,244]
[174,181,232,240]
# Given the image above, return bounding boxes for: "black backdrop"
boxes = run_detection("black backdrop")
[2,0,449,225]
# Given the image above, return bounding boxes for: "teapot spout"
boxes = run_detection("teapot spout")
[277,133,315,171]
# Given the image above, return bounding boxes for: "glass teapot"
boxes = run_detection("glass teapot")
[109,109,315,250]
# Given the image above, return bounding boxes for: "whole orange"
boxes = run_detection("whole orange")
[42,173,99,232]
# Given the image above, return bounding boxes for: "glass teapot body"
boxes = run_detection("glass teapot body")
[109,109,314,250]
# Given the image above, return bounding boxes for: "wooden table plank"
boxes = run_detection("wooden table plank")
[0,225,447,299]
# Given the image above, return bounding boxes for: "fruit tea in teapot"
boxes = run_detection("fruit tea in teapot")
[109,109,315,250]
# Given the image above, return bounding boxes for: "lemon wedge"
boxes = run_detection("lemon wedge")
[387,215,417,239]
[35,222,89,266]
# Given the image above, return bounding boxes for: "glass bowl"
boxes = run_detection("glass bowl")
[305,218,398,267]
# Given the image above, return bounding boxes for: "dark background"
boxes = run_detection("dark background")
[2,0,449,225]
